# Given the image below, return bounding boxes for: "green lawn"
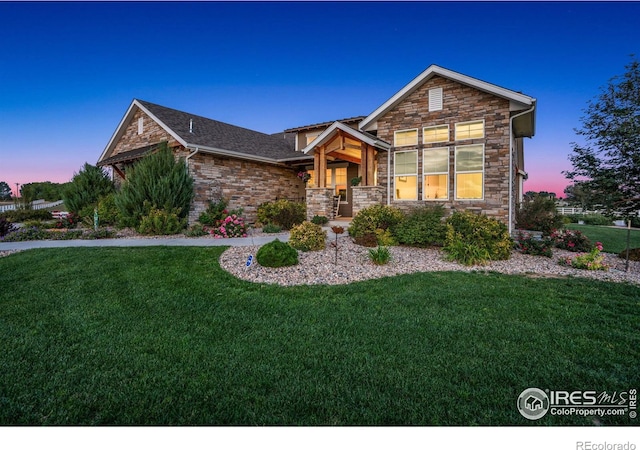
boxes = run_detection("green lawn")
[566,223,640,254]
[0,247,638,425]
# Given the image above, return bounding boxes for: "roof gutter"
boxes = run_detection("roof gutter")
[509,103,536,234]
[185,144,288,166]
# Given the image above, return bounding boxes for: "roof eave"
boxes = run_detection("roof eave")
[301,122,390,155]
[185,144,291,165]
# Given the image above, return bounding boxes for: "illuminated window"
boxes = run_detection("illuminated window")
[394,129,418,147]
[455,144,484,199]
[394,151,418,201]
[423,147,449,200]
[455,120,484,140]
[307,167,348,200]
[423,125,449,144]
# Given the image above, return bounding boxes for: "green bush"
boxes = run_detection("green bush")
[582,214,614,226]
[444,211,512,264]
[257,200,306,230]
[96,193,121,227]
[513,231,553,258]
[516,196,563,234]
[550,229,593,252]
[618,247,640,261]
[137,207,186,235]
[199,199,230,226]
[348,205,405,240]
[289,221,326,252]
[185,223,208,237]
[375,228,397,246]
[0,209,53,222]
[393,205,446,247]
[115,142,194,228]
[262,223,282,234]
[0,218,16,238]
[256,239,299,267]
[368,245,391,265]
[311,215,329,225]
[63,163,115,216]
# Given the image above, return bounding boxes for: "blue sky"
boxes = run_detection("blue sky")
[1,1,639,197]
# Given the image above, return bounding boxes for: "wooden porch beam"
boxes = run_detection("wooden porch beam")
[112,165,126,180]
[366,145,376,186]
[318,145,327,187]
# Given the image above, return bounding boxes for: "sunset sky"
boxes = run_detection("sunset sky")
[1,1,639,198]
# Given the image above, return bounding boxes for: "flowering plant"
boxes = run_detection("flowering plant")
[558,241,609,271]
[297,171,311,183]
[513,230,553,257]
[210,213,248,239]
[53,212,78,229]
[550,228,592,252]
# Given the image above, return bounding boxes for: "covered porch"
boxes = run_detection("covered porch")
[300,121,390,220]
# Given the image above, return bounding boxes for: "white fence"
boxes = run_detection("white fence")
[0,199,64,213]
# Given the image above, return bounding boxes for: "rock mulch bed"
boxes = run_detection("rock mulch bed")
[219,237,640,287]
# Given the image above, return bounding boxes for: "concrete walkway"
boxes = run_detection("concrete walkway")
[0,233,290,251]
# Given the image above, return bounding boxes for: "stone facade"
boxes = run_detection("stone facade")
[112,109,180,157]
[305,188,333,221]
[351,185,385,217]
[185,150,305,224]
[375,75,515,227]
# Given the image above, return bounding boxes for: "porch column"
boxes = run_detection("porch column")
[318,145,327,187]
[360,142,368,185]
[366,145,376,186]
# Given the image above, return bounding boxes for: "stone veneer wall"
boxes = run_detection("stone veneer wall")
[112,109,180,157]
[351,186,385,217]
[184,150,305,224]
[305,188,333,221]
[375,75,515,227]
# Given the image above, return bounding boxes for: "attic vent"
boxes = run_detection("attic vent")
[189,119,193,133]
[429,87,443,112]
[137,117,143,135]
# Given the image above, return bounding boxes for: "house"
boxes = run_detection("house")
[97,65,536,231]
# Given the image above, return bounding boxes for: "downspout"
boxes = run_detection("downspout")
[387,148,391,206]
[185,146,199,173]
[508,104,535,234]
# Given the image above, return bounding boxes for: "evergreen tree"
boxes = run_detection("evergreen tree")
[63,164,115,215]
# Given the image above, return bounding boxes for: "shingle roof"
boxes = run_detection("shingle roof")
[137,100,302,161]
[283,116,366,133]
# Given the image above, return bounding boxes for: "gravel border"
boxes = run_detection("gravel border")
[219,237,640,287]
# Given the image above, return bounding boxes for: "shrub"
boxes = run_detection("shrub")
[96,193,121,227]
[0,218,16,238]
[375,228,397,246]
[516,196,563,234]
[115,142,194,228]
[368,245,391,265]
[256,239,299,267]
[443,236,491,266]
[444,211,512,263]
[550,229,593,252]
[210,213,248,238]
[262,223,282,234]
[137,207,186,235]
[513,231,553,258]
[256,200,305,230]
[82,229,116,240]
[199,199,232,226]
[393,205,446,247]
[311,215,329,225]
[353,233,378,248]
[348,205,404,240]
[618,248,640,261]
[559,242,609,271]
[0,209,52,222]
[582,214,614,226]
[289,221,326,252]
[185,223,208,237]
[63,163,115,216]
[52,212,79,229]
[1,227,83,242]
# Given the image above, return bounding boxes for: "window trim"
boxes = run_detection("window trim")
[394,150,418,201]
[394,128,419,147]
[454,144,484,201]
[422,147,450,201]
[423,124,450,144]
[454,119,485,141]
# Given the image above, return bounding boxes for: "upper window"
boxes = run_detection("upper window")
[455,120,484,140]
[394,129,418,147]
[137,117,144,135]
[394,150,418,201]
[423,125,449,144]
[429,87,443,112]
[455,144,484,200]
[423,147,449,200]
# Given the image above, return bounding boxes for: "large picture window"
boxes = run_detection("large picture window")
[455,144,484,200]
[394,151,418,200]
[394,129,418,147]
[423,147,449,200]
[455,120,484,140]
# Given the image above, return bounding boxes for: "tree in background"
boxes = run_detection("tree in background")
[0,182,12,201]
[564,57,640,216]
[63,163,115,217]
[114,142,194,229]
[20,181,68,202]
